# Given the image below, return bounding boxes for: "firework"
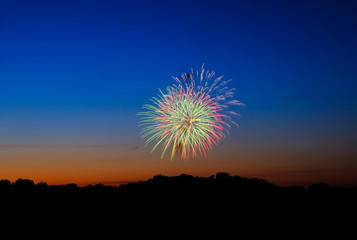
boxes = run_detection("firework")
[138,64,244,160]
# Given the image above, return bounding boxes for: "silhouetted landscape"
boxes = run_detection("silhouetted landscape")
[2,172,356,202]
[2,172,357,226]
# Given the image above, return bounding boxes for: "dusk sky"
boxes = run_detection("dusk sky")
[1,0,356,186]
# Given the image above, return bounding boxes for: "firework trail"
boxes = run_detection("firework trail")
[138,64,244,160]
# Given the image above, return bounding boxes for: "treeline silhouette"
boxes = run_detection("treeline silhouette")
[2,172,356,223]
[1,172,356,198]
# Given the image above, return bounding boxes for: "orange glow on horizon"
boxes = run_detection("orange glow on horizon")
[0,144,356,187]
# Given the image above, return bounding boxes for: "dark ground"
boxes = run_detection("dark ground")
[1,172,356,232]
[2,172,356,206]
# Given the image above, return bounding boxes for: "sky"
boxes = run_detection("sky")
[1,0,356,187]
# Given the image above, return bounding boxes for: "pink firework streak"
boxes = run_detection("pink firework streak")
[138,65,245,160]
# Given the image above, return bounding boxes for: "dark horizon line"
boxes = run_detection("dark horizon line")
[2,172,357,189]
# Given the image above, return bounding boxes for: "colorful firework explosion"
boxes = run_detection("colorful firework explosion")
[138,65,244,160]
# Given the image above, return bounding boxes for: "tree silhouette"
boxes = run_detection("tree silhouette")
[0,173,355,209]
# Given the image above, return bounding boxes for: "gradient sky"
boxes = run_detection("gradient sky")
[1,0,356,187]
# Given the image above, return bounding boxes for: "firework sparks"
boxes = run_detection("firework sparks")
[138,64,244,160]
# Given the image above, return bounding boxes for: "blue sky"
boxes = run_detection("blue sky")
[0,0,356,185]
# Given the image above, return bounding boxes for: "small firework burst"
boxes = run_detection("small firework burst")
[138,64,244,160]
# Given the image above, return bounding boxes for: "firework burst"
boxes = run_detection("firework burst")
[138,64,244,160]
